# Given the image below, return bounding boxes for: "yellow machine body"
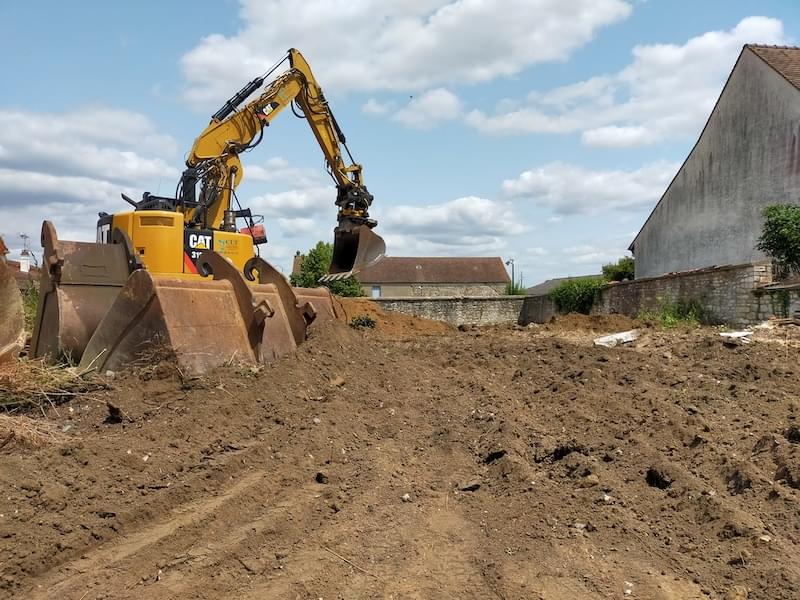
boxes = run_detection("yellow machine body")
[103,211,256,277]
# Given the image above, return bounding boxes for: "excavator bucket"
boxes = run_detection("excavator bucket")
[0,256,25,363]
[31,222,336,374]
[322,224,386,282]
[78,252,336,375]
[31,222,132,362]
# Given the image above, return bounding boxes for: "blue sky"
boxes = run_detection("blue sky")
[1,0,798,286]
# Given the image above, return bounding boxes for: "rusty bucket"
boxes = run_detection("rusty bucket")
[0,258,25,363]
[30,222,133,362]
[31,222,336,374]
[77,251,337,375]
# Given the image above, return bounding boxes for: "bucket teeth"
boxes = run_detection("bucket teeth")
[318,271,351,283]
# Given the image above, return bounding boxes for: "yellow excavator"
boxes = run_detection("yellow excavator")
[30,48,385,374]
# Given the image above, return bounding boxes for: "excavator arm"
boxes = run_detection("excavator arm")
[179,49,382,277]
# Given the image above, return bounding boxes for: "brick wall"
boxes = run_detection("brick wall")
[373,296,525,326]
[594,262,774,326]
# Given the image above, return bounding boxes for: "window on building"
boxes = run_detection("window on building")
[371,285,381,298]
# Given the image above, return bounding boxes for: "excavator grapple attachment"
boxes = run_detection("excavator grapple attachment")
[322,224,386,282]
[30,223,336,374]
[0,256,25,363]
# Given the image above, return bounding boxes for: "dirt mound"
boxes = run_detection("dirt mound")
[1,319,799,599]
[332,296,452,335]
[546,311,639,333]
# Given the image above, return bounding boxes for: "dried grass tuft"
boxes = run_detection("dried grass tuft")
[0,413,68,449]
[0,359,106,410]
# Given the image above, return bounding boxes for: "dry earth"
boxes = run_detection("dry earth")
[1,307,799,599]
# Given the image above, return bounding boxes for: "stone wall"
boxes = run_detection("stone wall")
[363,283,505,298]
[753,285,800,320]
[520,295,557,324]
[373,296,525,326]
[369,263,788,328]
[595,262,774,326]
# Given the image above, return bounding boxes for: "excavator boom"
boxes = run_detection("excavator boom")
[180,48,384,278]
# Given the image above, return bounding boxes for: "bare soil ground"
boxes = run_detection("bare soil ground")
[1,310,799,599]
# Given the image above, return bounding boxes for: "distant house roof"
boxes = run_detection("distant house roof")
[526,274,600,297]
[748,45,800,90]
[358,257,510,284]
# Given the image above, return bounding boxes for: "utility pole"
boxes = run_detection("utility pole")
[505,258,515,290]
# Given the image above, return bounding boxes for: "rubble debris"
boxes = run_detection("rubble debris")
[593,330,639,348]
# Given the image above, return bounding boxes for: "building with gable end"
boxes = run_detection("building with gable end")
[630,45,800,278]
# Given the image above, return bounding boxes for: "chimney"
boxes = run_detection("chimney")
[291,251,304,276]
[20,249,30,273]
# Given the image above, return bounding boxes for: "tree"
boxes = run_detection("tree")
[757,204,800,277]
[602,256,635,282]
[290,241,365,297]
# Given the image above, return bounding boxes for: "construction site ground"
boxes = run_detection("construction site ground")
[2,300,800,599]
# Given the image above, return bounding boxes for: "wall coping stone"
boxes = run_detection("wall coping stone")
[609,261,772,289]
[373,295,529,302]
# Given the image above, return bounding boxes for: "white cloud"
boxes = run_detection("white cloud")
[382,195,525,254]
[502,161,679,214]
[392,88,463,129]
[246,157,326,188]
[468,16,788,146]
[0,108,178,185]
[180,0,632,108]
[0,108,180,252]
[562,244,624,265]
[362,98,396,116]
[248,185,336,218]
[276,216,324,238]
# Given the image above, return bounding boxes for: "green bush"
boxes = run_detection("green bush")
[349,315,376,329]
[602,256,635,282]
[638,297,708,329]
[504,280,526,295]
[22,283,39,333]
[290,241,365,297]
[548,277,605,314]
[757,204,800,276]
